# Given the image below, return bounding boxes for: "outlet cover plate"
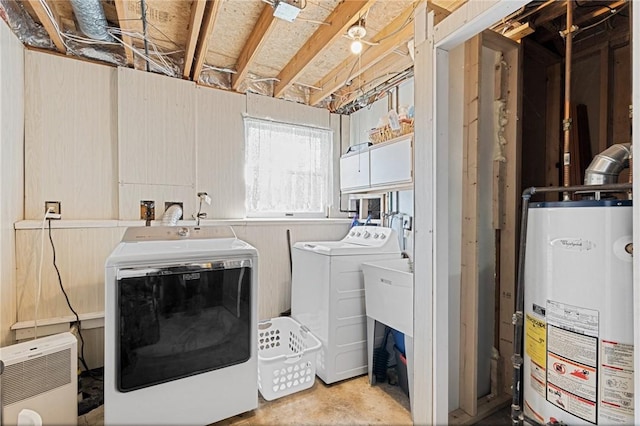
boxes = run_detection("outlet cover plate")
[45,201,61,216]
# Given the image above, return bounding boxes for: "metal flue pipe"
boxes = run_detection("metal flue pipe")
[584,143,632,185]
[562,0,574,200]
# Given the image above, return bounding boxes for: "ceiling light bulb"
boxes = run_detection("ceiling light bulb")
[351,40,363,54]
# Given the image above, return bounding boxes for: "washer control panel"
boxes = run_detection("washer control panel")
[343,226,394,246]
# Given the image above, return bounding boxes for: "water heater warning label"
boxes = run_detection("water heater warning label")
[600,340,634,424]
[546,300,599,424]
[526,314,546,368]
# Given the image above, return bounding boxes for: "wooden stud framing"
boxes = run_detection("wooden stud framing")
[598,46,610,153]
[545,62,562,197]
[309,3,416,106]
[191,0,224,82]
[459,33,482,416]
[27,0,66,53]
[231,5,278,91]
[113,0,135,66]
[483,30,522,397]
[273,0,375,98]
[182,0,207,79]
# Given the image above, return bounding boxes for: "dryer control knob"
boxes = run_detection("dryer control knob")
[363,231,371,239]
[379,233,386,239]
[349,231,356,236]
[355,232,361,237]
[373,233,379,239]
[178,227,189,237]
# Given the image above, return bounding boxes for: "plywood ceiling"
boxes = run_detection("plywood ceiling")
[4,0,627,112]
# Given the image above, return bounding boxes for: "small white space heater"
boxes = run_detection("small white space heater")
[0,332,77,426]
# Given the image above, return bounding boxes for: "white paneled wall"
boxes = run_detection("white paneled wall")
[15,227,125,322]
[118,68,197,220]
[222,221,349,320]
[24,52,118,220]
[13,221,349,367]
[0,22,24,346]
[196,86,246,219]
[14,53,350,364]
[246,92,330,128]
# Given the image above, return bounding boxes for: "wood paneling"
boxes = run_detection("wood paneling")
[246,92,330,128]
[117,67,196,187]
[15,227,124,322]
[0,21,25,346]
[24,51,118,220]
[196,86,246,219]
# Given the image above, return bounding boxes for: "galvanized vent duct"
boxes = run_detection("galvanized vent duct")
[584,143,632,185]
[69,0,111,41]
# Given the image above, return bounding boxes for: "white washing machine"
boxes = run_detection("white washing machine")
[104,226,258,425]
[291,226,401,384]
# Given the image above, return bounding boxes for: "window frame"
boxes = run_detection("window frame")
[243,116,333,219]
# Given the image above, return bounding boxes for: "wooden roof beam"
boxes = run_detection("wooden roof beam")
[309,3,417,106]
[28,0,66,53]
[537,0,627,43]
[232,5,278,91]
[503,22,535,41]
[114,0,135,67]
[183,0,207,79]
[192,0,224,82]
[273,0,376,99]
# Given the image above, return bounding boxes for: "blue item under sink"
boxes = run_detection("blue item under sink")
[391,329,405,355]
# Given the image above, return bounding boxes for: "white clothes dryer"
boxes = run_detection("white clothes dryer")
[291,226,401,384]
[104,226,258,425]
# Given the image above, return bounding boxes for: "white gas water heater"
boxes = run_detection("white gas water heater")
[516,144,634,425]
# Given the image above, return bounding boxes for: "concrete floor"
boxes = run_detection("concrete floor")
[78,375,412,426]
[77,375,514,425]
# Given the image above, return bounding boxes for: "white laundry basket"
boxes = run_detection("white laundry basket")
[257,317,321,401]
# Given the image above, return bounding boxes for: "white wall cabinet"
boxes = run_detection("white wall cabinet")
[340,150,370,191]
[340,134,413,193]
[370,135,413,188]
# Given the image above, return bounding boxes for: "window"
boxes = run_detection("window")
[244,117,332,217]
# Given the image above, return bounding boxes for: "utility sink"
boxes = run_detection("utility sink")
[362,258,413,336]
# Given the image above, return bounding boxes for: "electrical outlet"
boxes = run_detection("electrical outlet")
[402,216,412,231]
[140,200,155,221]
[45,201,61,219]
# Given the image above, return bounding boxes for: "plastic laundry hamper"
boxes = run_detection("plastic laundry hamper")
[257,316,321,401]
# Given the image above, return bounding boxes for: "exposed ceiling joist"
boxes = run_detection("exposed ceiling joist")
[113,0,135,66]
[503,22,534,41]
[273,0,376,99]
[336,51,414,110]
[232,5,278,91]
[28,0,66,53]
[430,0,466,12]
[183,0,207,79]
[192,0,224,82]
[309,3,417,106]
[578,0,627,21]
[531,0,567,26]
[537,0,627,43]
